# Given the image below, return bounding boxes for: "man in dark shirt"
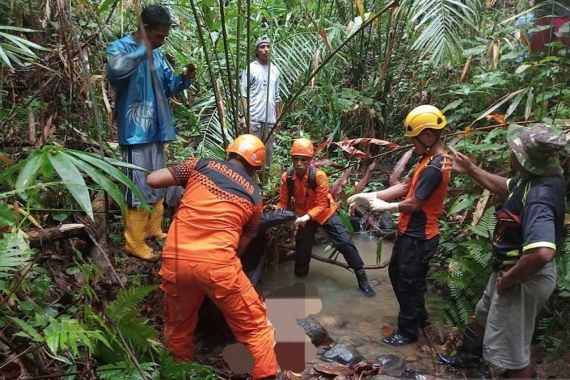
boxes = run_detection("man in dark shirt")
[438,123,566,379]
[349,105,452,345]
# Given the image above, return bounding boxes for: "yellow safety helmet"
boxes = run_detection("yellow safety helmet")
[404,105,447,138]
[290,138,315,157]
[226,134,266,168]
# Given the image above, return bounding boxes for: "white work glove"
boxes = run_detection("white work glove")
[295,214,311,228]
[347,192,377,207]
[369,198,399,213]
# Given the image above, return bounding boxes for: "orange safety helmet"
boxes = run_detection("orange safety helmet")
[404,105,447,138]
[226,134,266,168]
[290,138,315,157]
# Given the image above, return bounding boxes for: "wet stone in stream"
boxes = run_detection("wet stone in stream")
[375,354,406,377]
[298,316,335,347]
[322,344,364,365]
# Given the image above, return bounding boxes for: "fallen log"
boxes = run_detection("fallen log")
[27,224,88,247]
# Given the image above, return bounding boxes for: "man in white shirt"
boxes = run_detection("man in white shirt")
[240,36,281,170]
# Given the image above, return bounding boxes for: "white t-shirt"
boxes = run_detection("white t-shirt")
[240,60,281,124]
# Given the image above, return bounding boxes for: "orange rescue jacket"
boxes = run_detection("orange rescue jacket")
[278,167,336,225]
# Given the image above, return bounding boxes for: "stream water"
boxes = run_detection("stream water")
[258,234,443,376]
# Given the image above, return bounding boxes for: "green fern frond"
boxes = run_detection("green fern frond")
[106,285,155,323]
[469,206,496,238]
[117,313,160,348]
[159,352,217,380]
[96,361,156,380]
[0,230,33,286]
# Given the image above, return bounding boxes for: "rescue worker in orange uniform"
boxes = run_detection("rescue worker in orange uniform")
[277,138,375,297]
[349,105,452,345]
[147,134,279,379]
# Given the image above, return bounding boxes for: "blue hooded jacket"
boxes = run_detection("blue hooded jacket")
[107,33,191,146]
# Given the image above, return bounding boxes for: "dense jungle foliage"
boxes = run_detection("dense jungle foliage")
[0,0,569,378]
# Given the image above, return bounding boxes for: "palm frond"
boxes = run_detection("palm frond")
[404,0,483,65]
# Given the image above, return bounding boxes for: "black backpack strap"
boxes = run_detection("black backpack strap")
[287,166,317,208]
[308,166,317,190]
[287,168,295,208]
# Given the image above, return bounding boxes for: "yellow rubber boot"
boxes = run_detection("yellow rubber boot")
[124,208,159,261]
[147,198,168,239]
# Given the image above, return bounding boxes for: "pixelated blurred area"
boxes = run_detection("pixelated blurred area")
[223,282,322,375]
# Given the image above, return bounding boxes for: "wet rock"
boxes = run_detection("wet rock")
[444,366,463,377]
[414,375,438,380]
[370,376,399,380]
[401,367,417,378]
[323,344,364,365]
[298,316,335,347]
[375,354,406,377]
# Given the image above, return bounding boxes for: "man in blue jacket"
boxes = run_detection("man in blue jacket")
[107,4,195,261]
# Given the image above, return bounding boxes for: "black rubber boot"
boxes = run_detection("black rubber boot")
[355,269,375,297]
[437,323,483,368]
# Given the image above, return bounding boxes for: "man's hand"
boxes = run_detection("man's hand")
[181,63,197,81]
[275,121,282,132]
[449,146,475,174]
[239,116,247,132]
[294,214,311,228]
[369,199,399,213]
[495,271,514,295]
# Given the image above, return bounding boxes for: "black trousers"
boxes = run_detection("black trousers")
[388,233,439,339]
[295,212,365,275]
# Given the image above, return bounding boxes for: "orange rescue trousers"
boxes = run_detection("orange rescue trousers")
[160,258,278,379]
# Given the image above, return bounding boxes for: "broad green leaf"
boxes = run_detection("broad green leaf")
[0,45,12,68]
[47,151,93,220]
[0,26,38,32]
[46,332,60,354]
[15,150,46,191]
[448,194,476,215]
[66,150,147,207]
[443,99,463,113]
[0,32,48,51]
[462,45,487,56]
[103,156,149,173]
[59,152,127,211]
[98,0,117,13]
